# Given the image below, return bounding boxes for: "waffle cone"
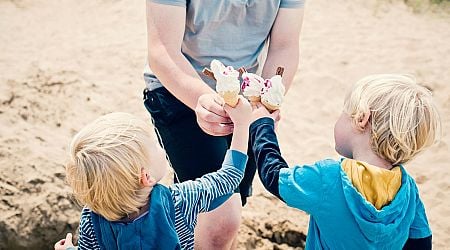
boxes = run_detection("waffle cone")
[220,90,239,107]
[262,99,280,112]
[247,96,261,103]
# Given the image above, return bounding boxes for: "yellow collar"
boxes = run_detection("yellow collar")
[342,159,402,209]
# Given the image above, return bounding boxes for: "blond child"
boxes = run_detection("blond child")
[54,96,252,250]
[249,74,440,249]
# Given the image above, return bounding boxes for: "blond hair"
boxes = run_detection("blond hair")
[66,112,157,221]
[343,74,441,165]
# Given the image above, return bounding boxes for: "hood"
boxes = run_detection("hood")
[340,159,413,242]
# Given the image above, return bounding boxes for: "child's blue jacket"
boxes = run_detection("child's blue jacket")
[250,118,432,250]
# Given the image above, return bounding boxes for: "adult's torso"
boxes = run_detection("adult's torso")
[145,0,282,90]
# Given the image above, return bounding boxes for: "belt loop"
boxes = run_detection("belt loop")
[143,88,149,100]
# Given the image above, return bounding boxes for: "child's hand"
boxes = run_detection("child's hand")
[223,96,252,128]
[54,233,75,250]
[251,103,280,123]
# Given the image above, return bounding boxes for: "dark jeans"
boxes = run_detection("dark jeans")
[143,87,256,205]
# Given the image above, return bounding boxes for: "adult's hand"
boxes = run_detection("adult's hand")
[195,93,233,136]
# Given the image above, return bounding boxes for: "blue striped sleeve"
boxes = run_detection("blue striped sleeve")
[280,0,305,8]
[77,207,101,250]
[148,0,186,7]
[170,149,247,229]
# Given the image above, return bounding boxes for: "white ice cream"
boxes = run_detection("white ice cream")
[261,75,285,107]
[210,59,240,93]
[241,72,265,98]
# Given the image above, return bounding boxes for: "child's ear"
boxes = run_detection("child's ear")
[140,168,157,188]
[356,112,371,132]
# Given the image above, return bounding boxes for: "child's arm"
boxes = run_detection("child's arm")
[249,105,324,214]
[54,208,101,250]
[403,236,431,250]
[75,208,100,250]
[249,107,288,200]
[250,118,288,199]
[170,149,247,212]
[225,95,252,154]
[170,97,252,227]
[403,187,432,250]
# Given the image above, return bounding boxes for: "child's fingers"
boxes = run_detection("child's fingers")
[238,95,250,106]
[271,110,281,121]
[223,101,234,113]
[256,105,270,114]
[64,233,74,246]
[251,101,262,110]
[54,239,65,249]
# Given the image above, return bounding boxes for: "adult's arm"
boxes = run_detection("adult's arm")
[261,7,304,92]
[146,2,232,135]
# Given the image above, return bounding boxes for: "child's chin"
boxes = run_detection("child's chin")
[335,147,351,159]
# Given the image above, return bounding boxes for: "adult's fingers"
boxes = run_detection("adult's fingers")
[199,94,229,119]
[197,118,233,136]
[213,94,225,107]
[196,104,231,124]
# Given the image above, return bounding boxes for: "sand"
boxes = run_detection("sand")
[0,0,449,249]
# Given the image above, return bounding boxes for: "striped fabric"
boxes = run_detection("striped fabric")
[77,150,247,250]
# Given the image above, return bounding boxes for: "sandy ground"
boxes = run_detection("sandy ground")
[0,0,449,249]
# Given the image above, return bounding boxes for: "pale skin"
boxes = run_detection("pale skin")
[54,233,75,250]
[146,1,303,248]
[333,112,393,170]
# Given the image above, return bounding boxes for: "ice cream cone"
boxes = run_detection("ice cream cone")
[208,60,240,107]
[241,72,264,104]
[247,96,261,103]
[220,90,239,107]
[262,99,280,112]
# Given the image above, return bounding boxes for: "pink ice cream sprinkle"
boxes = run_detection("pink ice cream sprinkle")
[264,79,273,88]
[242,76,250,90]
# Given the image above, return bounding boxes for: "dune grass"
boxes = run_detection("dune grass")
[403,0,450,13]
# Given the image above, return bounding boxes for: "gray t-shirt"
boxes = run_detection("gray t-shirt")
[144,0,304,90]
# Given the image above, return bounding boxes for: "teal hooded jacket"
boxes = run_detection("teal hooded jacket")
[279,159,430,249]
[250,118,431,249]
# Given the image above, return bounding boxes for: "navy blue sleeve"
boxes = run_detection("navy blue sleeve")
[403,236,432,250]
[249,117,289,200]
